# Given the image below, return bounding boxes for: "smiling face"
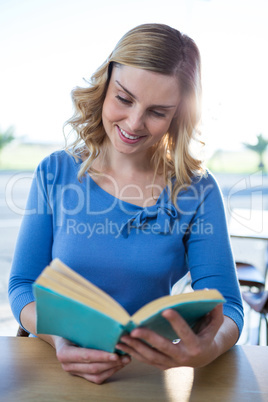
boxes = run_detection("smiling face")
[101,65,181,159]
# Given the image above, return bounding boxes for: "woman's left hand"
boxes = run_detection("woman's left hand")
[116,305,229,370]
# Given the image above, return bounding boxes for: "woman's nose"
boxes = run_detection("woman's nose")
[126,107,145,132]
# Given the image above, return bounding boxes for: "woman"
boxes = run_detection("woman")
[9,23,243,384]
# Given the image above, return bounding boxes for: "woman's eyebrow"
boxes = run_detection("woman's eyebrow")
[115,80,137,99]
[115,80,177,109]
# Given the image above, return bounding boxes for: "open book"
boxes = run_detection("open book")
[33,259,225,353]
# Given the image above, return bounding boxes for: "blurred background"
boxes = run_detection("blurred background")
[1,0,268,343]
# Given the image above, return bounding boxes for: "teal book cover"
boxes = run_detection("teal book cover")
[33,284,126,353]
[137,300,223,339]
[33,280,225,353]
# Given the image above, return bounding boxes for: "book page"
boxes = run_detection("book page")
[50,260,114,303]
[35,259,130,324]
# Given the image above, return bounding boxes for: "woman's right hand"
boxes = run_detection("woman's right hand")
[54,337,131,384]
[20,302,130,384]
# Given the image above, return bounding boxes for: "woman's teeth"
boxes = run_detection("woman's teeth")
[119,127,141,140]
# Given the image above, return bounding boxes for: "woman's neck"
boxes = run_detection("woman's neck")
[93,141,154,178]
[88,142,165,207]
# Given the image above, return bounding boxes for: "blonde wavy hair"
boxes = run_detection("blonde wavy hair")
[65,23,205,204]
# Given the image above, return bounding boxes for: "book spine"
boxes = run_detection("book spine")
[124,321,137,333]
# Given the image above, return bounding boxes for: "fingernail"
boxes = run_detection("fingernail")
[122,356,130,364]
[109,354,118,361]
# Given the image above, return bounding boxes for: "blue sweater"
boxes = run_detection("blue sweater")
[8,150,244,335]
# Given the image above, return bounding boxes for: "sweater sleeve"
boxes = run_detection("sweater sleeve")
[184,173,244,336]
[8,160,53,327]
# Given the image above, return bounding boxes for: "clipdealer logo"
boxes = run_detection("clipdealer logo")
[227,170,266,235]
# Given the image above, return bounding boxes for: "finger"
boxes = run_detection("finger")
[129,327,176,358]
[162,305,224,346]
[71,365,126,384]
[206,304,224,331]
[56,344,121,364]
[161,309,198,348]
[192,305,224,338]
[116,336,171,369]
[61,359,127,375]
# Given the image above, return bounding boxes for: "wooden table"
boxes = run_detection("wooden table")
[0,337,267,401]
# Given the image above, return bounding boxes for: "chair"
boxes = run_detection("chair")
[242,291,268,345]
[235,262,266,345]
[236,262,265,290]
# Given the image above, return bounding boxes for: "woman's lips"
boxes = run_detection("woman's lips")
[117,125,145,144]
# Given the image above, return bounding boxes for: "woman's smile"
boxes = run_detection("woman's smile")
[117,125,146,144]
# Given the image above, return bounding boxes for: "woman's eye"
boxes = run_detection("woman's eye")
[151,110,166,118]
[115,95,132,105]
